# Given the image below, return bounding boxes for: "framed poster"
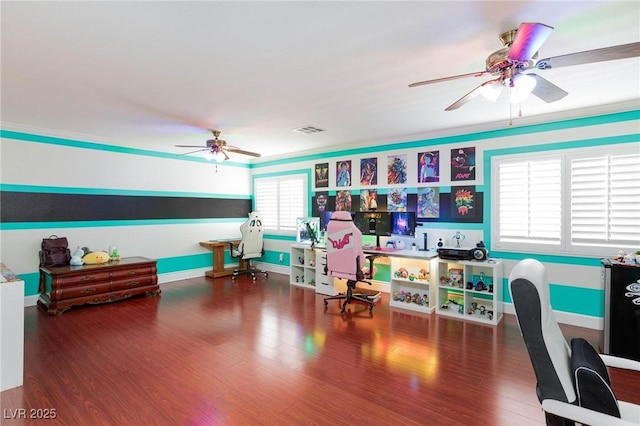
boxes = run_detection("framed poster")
[418,151,439,183]
[315,163,329,188]
[417,187,440,218]
[451,186,476,218]
[360,157,377,185]
[335,190,352,211]
[451,147,476,181]
[387,188,407,212]
[387,155,407,184]
[336,160,352,187]
[360,189,378,211]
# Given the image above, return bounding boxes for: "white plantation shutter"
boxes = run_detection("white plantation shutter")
[493,144,639,256]
[571,153,640,246]
[254,174,307,232]
[496,157,562,245]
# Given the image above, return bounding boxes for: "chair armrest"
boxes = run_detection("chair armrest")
[542,400,638,426]
[599,354,640,371]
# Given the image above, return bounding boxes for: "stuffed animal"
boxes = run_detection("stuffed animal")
[83,251,110,264]
[70,247,85,266]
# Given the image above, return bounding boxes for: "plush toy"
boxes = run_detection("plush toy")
[83,251,110,264]
[70,247,85,266]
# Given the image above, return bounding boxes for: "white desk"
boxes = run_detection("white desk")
[362,247,438,259]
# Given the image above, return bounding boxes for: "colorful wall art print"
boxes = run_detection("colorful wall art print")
[387,155,407,184]
[335,190,352,211]
[315,192,328,212]
[360,157,378,185]
[315,163,329,188]
[451,147,476,181]
[451,186,475,218]
[418,151,439,183]
[387,188,407,211]
[417,187,440,218]
[360,189,378,211]
[336,160,352,187]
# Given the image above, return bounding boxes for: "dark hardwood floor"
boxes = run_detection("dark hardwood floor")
[2,272,638,425]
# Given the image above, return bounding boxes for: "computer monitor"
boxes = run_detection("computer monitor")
[319,210,334,232]
[354,211,392,248]
[391,212,416,236]
[296,217,320,245]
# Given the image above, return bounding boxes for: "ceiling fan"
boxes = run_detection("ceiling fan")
[175,130,261,161]
[409,22,640,112]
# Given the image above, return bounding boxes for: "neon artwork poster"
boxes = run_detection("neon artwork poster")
[336,160,352,187]
[418,151,439,183]
[360,157,377,185]
[417,187,440,218]
[387,155,407,184]
[315,163,329,188]
[451,147,476,181]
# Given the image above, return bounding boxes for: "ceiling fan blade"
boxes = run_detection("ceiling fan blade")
[527,73,568,103]
[409,70,490,88]
[508,22,554,63]
[175,145,208,148]
[227,148,261,158]
[445,78,504,111]
[177,148,209,156]
[532,41,640,69]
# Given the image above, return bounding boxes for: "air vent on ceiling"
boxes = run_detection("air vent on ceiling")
[291,125,324,134]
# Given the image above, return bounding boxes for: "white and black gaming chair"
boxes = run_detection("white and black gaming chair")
[230,212,268,281]
[509,258,639,426]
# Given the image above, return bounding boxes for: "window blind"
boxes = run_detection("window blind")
[493,144,640,255]
[254,174,307,232]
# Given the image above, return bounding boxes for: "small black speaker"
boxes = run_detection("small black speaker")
[471,247,487,261]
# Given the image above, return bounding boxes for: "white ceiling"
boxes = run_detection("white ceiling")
[2,1,639,161]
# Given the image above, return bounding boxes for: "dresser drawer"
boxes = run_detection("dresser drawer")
[56,271,111,286]
[111,266,155,280]
[111,276,155,291]
[59,282,112,299]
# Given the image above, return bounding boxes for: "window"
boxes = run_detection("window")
[254,174,307,233]
[492,145,640,256]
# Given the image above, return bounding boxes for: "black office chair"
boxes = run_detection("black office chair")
[229,212,268,281]
[322,211,378,314]
[509,258,639,426]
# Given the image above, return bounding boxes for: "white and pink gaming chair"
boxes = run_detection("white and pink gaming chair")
[323,211,375,313]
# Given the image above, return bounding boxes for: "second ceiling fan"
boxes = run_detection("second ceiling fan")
[176,130,261,161]
[409,22,640,111]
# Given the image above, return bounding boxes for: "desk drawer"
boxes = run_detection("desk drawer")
[59,282,112,299]
[56,271,111,286]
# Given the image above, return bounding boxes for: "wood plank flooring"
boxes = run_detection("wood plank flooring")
[2,272,638,425]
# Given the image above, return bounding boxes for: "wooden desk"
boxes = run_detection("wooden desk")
[200,240,246,278]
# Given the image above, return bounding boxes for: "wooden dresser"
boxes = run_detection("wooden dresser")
[38,256,160,315]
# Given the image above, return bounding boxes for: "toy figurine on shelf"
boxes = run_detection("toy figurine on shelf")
[422,294,429,306]
[418,268,429,280]
[475,272,486,291]
[449,268,463,288]
[451,231,465,248]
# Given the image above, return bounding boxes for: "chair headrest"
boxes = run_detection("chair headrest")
[331,211,353,221]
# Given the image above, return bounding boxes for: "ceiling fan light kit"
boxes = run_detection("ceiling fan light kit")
[409,22,640,118]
